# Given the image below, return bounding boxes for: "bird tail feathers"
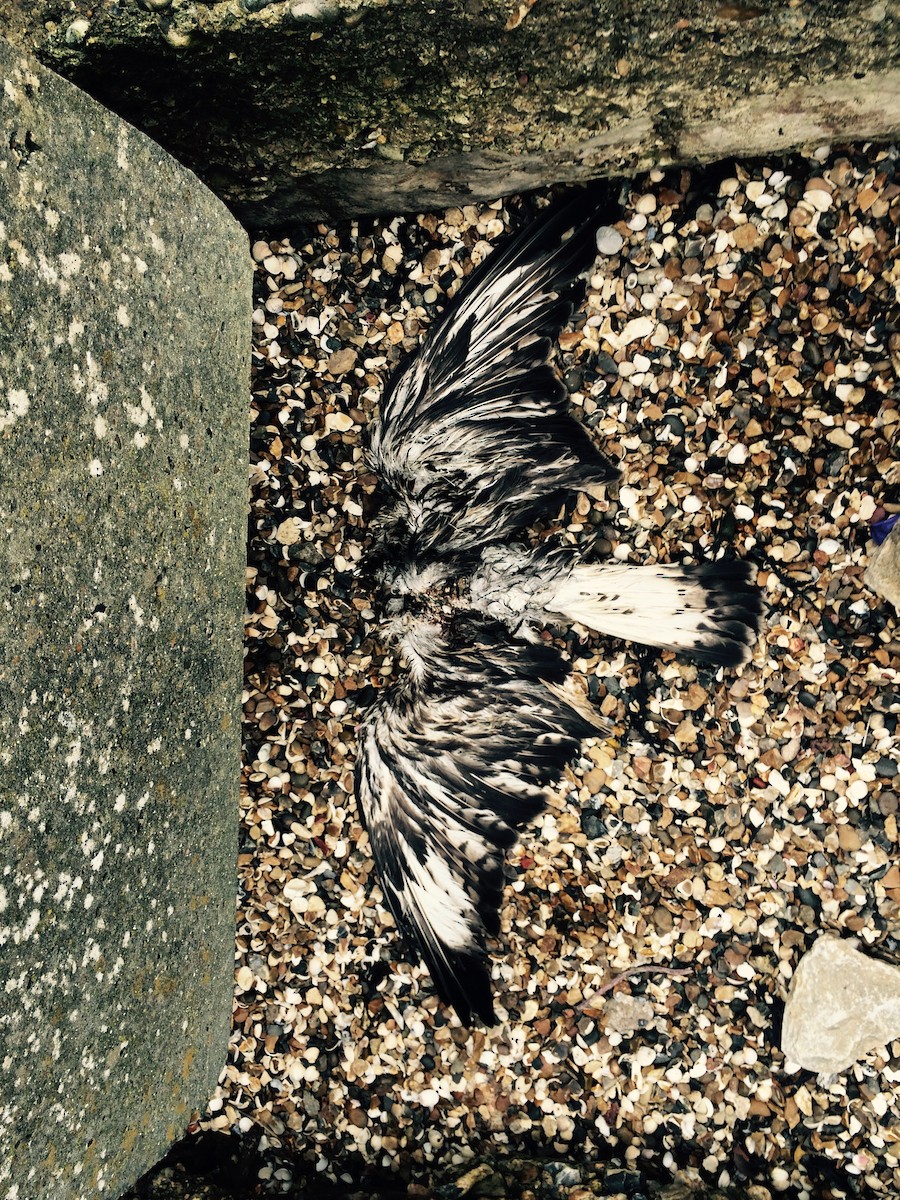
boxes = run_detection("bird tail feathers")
[549,559,763,667]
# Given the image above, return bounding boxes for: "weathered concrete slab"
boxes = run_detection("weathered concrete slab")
[3,0,900,224]
[0,40,248,1199]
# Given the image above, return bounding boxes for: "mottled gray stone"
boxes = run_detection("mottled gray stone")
[3,0,900,223]
[0,40,248,1200]
[865,522,900,612]
[599,992,654,1037]
[782,935,900,1074]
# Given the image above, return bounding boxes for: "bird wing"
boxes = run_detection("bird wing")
[355,617,605,1024]
[365,193,620,557]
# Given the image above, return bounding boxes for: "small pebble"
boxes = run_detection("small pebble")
[64,17,90,43]
[596,226,624,256]
[327,348,357,375]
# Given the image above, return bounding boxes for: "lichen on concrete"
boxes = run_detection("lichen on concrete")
[0,38,249,1200]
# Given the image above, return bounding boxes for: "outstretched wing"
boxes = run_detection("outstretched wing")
[365,192,620,558]
[355,618,605,1024]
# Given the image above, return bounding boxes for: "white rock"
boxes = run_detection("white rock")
[274,517,304,546]
[727,443,748,465]
[64,17,91,44]
[771,1167,791,1192]
[600,992,654,1036]
[596,226,624,256]
[618,486,639,509]
[635,193,657,215]
[865,519,900,613]
[845,778,869,802]
[781,935,900,1073]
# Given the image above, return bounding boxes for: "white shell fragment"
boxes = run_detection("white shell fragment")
[595,225,624,256]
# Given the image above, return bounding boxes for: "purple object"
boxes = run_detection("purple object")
[872,513,900,546]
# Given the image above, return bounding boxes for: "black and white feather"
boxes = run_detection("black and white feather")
[357,617,603,1024]
[355,191,764,1024]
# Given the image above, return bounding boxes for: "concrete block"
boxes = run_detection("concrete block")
[0,39,248,1200]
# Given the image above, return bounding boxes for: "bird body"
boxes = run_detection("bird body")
[354,191,764,1024]
[380,545,759,666]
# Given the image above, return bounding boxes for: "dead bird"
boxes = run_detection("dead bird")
[355,191,763,1024]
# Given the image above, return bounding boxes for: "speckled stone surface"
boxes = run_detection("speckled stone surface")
[0,40,249,1200]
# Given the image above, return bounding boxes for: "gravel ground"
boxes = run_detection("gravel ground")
[137,146,900,1200]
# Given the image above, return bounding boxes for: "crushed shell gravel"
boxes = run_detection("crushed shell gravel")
[167,147,900,1200]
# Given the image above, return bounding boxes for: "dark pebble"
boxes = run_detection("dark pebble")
[603,1169,643,1195]
[581,812,603,839]
[717,511,737,538]
[543,1163,581,1191]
